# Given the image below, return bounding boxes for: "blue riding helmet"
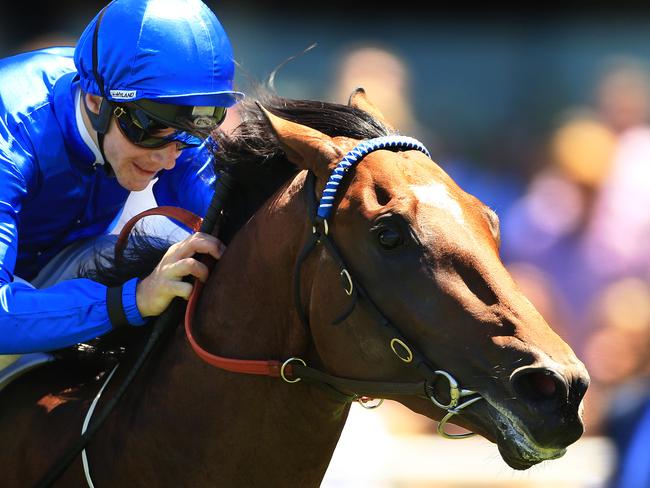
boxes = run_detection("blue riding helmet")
[74,0,244,108]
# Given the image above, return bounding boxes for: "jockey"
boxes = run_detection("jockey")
[0,0,243,360]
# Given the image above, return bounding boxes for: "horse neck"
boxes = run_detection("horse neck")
[198,170,313,359]
[114,171,351,486]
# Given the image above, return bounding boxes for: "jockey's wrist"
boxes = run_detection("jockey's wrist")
[106,278,146,328]
[122,278,147,326]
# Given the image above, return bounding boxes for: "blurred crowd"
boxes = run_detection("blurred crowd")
[500,56,650,488]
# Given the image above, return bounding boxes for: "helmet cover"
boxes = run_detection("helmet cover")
[74,0,244,107]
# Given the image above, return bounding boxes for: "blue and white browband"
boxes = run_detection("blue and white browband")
[317,136,430,220]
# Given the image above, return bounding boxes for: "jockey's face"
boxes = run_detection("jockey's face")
[103,117,181,191]
[83,94,182,191]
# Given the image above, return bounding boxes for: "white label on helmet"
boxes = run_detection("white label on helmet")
[110,90,137,100]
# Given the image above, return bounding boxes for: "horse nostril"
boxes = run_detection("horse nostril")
[512,368,568,408]
[530,371,557,397]
[570,375,590,405]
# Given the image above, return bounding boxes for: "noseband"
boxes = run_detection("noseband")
[182,135,484,439]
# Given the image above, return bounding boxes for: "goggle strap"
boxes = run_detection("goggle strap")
[83,95,113,135]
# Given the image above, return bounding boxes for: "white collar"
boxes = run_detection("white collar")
[75,89,105,167]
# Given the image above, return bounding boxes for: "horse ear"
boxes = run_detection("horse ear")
[348,87,395,131]
[257,103,343,174]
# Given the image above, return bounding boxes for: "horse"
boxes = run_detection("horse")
[0,88,589,487]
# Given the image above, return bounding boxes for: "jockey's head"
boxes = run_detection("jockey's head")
[74,0,243,189]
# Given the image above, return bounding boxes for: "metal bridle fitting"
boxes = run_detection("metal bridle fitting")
[429,370,483,439]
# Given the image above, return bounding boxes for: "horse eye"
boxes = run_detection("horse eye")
[378,228,403,249]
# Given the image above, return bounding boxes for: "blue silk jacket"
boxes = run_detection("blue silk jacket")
[0,47,215,353]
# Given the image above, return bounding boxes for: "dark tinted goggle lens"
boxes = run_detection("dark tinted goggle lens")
[132,100,227,133]
[113,105,203,149]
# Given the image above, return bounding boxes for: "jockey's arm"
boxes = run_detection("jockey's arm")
[0,144,146,355]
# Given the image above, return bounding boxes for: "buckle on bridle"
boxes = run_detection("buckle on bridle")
[312,217,329,236]
[428,370,483,439]
[280,357,306,384]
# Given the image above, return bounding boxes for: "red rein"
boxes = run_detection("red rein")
[117,207,293,379]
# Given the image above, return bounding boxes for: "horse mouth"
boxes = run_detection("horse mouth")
[493,413,567,470]
[465,399,568,470]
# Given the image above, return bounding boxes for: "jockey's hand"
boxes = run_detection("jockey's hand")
[135,232,225,317]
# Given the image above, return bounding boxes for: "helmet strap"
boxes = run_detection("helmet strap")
[96,132,115,177]
[82,94,112,134]
[81,94,114,176]
[88,6,115,177]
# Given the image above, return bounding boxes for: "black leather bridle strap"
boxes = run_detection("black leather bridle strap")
[292,363,428,399]
[292,172,441,396]
[293,232,319,333]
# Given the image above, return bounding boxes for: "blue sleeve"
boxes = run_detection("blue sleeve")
[2,279,114,354]
[0,137,143,354]
[152,141,216,217]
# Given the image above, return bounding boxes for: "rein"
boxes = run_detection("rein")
[182,136,483,438]
[35,173,234,487]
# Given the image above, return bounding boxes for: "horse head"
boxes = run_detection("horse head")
[257,88,589,470]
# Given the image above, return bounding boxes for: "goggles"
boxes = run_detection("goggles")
[112,101,227,149]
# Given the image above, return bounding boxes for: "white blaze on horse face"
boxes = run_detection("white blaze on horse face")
[409,183,466,228]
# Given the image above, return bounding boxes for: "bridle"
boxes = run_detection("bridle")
[291,135,483,437]
[131,136,484,439]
